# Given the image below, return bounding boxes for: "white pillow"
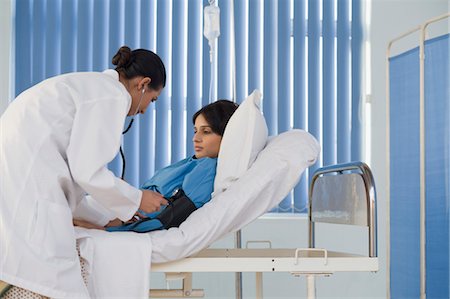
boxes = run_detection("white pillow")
[213,89,268,195]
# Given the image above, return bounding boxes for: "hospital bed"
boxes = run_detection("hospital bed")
[150,161,378,299]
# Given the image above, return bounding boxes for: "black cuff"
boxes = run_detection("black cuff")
[156,189,197,229]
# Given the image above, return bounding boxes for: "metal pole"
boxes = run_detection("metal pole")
[306,275,316,299]
[255,272,263,299]
[235,230,242,299]
[419,23,426,299]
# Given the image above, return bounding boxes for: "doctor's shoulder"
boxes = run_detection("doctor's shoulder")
[56,70,129,102]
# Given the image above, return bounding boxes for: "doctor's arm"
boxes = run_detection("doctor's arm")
[72,194,114,226]
[67,98,163,222]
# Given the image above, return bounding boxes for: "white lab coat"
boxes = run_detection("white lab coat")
[0,70,142,298]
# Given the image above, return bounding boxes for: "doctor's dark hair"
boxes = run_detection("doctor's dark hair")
[112,46,166,90]
[192,100,239,136]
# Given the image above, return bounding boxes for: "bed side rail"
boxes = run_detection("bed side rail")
[308,162,377,257]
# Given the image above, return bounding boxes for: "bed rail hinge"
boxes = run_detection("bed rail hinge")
[149,272,205,298]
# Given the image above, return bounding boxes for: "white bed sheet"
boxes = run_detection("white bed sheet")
[150,129,320,263]
[75,227,152,298]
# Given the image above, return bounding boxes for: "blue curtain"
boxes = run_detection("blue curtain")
[424,33,450,299]
[13,0,362,214]
[390,33,450,298]
[389,46,421,299]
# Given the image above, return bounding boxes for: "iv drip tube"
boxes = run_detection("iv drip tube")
[230,0,236,103]
[204,0,220,102]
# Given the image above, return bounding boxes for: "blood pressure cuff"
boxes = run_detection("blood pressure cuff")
[106,189,197,233]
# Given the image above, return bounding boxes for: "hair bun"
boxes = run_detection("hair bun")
[112,46,133,68]
[112,46,166,89]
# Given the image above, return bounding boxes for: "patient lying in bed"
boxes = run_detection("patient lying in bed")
[74,99,239,232]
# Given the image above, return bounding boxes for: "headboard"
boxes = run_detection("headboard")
[308,162,377,257]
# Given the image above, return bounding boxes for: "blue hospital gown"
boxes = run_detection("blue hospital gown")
[107,156,217,232]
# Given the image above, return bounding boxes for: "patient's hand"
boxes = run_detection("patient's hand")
[73,218,105,230]
[105,218,123,227]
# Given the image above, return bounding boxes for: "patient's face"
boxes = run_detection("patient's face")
[193,114,222,159]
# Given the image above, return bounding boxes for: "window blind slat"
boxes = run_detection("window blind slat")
[108,0,125,190]
[61,0,76,74]
[186,0,202,157]
[109,0,125,61]
[171,0,187,163]
[263,0,278,135]
[141,0,157,51]
[125,1,140,47]
[123,0,141,186]
[337,0,351,163]
[218,0,232,100]
[235,0,248,103]
[77,0,93,71]
[139,0,157,184]
[248,0,263,94]
[155,0,171,170]
[308,0,321,177]
[278,0,290,133]
[32,0,46,84]
[277,0,292,212]
[15,0,32,95]
[323,0,336,166]
[351,0,363,162]
[293,0,308,212]
[46,0,61,78]
[92,0,109,72]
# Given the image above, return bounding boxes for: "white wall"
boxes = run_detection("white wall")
[371,0,449,298]
[0,0,12,115]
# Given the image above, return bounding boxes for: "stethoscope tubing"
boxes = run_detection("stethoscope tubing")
[120,89,145,180]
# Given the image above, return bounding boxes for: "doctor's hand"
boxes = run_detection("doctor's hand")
[139,189,168,214]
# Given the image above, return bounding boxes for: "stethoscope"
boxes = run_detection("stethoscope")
[120,88,146,180]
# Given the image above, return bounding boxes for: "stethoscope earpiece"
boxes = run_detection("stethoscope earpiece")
[142,88,145,94]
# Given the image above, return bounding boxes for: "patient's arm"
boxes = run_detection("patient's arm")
[73,218,106,230]
[73,217,135,230]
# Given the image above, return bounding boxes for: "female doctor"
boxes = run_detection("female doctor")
[0,46,168,298]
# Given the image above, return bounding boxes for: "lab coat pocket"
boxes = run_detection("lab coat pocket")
[30,200,76,261]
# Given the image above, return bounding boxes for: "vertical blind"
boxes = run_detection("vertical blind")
[14,0,363,214]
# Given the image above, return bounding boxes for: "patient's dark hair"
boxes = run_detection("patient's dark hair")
[192,100,239,136]
[112,46,166,90]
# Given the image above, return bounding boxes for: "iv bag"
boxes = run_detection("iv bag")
[204,4,220,41]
